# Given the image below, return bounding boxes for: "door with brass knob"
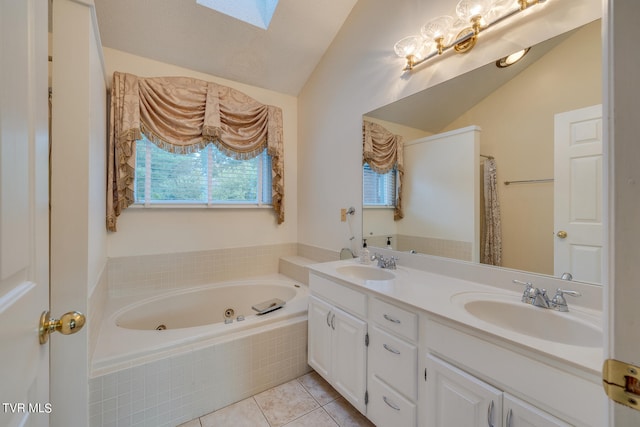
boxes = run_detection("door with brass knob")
[554,105,603,283]
[39,310,86,344]
[0,1,51,424]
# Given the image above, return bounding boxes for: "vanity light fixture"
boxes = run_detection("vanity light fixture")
[394,0,548,72]
[496,47,530,67]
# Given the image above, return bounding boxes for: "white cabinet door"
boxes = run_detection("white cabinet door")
[308,296,333,379]
[332,305,368,414]
[426,354,503,427]
[308,294,368,414]
[504,394,571,427]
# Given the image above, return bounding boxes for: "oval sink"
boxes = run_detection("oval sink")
[452,293,602,347]
[336,265,396,281]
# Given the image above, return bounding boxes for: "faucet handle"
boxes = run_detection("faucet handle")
[556,288,581,297]
[512,279,533,288]
[550,288,581,312]
[512,279,535,303]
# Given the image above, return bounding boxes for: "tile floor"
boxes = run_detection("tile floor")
[178,371,375,427]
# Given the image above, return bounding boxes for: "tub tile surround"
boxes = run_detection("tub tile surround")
[107,243,299,295]
[179,372,373,427]
[89,321,310,427]
[106,243,338,296]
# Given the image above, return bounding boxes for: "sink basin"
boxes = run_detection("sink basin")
[336,265,396,281]
[452,292,602,347]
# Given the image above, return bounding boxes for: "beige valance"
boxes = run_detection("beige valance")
[107,72,284,231]
[362,120,404,220]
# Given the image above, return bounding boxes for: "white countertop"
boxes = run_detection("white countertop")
[308,259,603,376]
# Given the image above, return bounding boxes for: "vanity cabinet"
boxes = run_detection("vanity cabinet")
[426,354,571,427]
[308,274,368,414]
[426,354,502,427]
[307,266,601,427]
[366,298,418,427]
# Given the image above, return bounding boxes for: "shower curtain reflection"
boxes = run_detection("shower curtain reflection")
[481,158,502,266]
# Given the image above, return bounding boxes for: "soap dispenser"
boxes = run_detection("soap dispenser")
[386,236,393,249]
[360,239,370,264]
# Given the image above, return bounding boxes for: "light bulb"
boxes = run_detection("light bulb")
[394,35,424,58]
[421,15,454,42]
[456,0,491,21]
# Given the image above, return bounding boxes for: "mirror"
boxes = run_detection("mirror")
[363,20,602,284]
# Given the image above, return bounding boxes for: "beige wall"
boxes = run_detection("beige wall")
[103,48,298,257]
[443,21,602,275]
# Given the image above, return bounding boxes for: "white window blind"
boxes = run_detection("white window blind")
[363,163,396,207]
[134,136,272,206]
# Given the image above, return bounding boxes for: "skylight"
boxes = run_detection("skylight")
[196,0,279,30]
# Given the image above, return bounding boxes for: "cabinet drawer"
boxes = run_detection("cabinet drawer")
[309,273,367,318]
[369,325,417,400]
[370,297,417,341]
[367,374,416,427]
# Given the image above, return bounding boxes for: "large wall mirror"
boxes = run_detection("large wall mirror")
[363,19,602,285]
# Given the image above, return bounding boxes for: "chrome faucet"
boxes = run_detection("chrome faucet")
[371,253,398,269]
[549,288,582,312]
[513,280,581,311]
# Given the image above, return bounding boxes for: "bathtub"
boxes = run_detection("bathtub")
[92,274,309,374]
[90,275,311,426]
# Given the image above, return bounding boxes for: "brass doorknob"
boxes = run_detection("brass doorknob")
[39,310,86,345]
[556,230,568,239]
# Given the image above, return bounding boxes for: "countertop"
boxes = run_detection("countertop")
[308,259,603,377]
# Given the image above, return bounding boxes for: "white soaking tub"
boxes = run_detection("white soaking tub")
[89,275,311,427]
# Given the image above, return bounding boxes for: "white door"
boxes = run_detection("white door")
[426,354,503,427]
[332,306,367,414]
[553,105,603,283]
[0,0,50,426]
[504,393,571,427]
[307,296,333,379]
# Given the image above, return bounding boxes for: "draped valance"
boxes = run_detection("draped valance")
[107,72,284,231]
[362,120,404,220]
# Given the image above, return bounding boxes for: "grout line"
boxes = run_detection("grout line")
[251,396,272,427]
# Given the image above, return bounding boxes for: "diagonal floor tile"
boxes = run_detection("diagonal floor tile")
[298,372,341,406]
[324,397,375,427]
[282,407,339,427]
[200,397,269,427]
[254,379,320,427]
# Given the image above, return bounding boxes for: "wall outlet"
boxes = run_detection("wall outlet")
[341,208,347,222]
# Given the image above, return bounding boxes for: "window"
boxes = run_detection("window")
[363,163,396,207]
[134,136,272,206]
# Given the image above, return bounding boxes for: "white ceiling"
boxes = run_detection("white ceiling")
[94,0,358,95]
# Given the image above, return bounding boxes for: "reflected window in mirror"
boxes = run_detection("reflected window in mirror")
[363,163,397,207]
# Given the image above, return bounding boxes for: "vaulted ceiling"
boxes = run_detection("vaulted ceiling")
[94,0,358,95]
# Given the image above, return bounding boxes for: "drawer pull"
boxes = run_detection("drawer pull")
[383,314,401,324]
[506,408,513,427]
[331,313,335,330]
[383,343,401,355]
[383,396,400,411]
[326,311,331,327]
[487,400,495,427]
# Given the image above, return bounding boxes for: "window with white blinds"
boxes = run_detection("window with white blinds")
[363,163,396,207]
[134,136,272,206]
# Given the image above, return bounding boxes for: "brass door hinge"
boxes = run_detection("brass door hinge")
[603,359,640,410]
